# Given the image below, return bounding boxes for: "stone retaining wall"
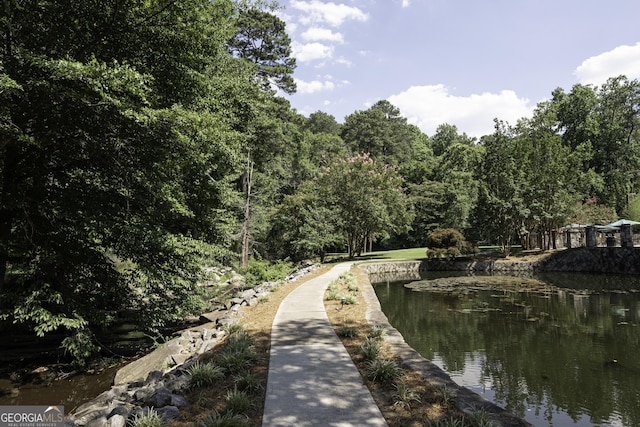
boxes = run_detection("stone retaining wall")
[360,247,640,276]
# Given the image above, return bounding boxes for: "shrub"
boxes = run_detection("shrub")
[238,258,292,288]
[427,228,466,249]
[368,326,386,341]
[225,388,252,415]
[359,337,381,362]
[129,409,169,427]
[367,358,402,384]
[426,228,477,258]
[234,372,263,393]
[393,382,421,408]
[199,413,248,427]
[337,326,359,338]
[188,362,225,389]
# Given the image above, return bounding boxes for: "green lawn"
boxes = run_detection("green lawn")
[325,247,428,263]
[360,247,428,260]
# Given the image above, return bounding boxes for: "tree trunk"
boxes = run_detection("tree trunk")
[241,155,253,267]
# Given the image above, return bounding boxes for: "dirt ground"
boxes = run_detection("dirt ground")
[171,263,467,427]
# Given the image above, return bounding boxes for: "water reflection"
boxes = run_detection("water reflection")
[372,272,640,427]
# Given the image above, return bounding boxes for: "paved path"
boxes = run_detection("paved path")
[262,263,388,427]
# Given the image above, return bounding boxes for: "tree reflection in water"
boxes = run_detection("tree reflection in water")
[372,272,640,427]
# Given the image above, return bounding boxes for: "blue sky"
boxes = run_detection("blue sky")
[278,0,640,138]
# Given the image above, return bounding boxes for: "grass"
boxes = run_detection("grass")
[129,409,169,427]
[392,382,421,408]
[188,362,225,389]
[225,388,252,415]
[367,358,402,384]
[359,337,381,361]
[198,413,248,427]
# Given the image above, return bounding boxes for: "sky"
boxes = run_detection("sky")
[278,0,640,138]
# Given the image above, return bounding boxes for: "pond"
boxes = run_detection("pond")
[372,271,640,427]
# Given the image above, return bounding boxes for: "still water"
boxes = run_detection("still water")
[372,272,640,427]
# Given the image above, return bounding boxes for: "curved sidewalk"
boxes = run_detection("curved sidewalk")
[262,263,388,427]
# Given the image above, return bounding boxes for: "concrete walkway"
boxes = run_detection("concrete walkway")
[262,263,388,427]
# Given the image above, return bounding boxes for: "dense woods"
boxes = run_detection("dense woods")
[1,0,639,362]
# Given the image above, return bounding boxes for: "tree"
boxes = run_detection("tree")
[433,142,483,231]
[228,2,296,94]
[304,111,342,135]
[266,184,344,262]
[315,154,413,257]
[341,100,417,165]
[474,121,529,255]
[0,0,245,363]
[430,123,475,157]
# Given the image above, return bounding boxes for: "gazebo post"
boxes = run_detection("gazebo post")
[586,226,597,248]
[621,224,633,248]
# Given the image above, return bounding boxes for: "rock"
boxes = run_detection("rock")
[170,353,191,366]
[199,311,221,324]
[107,415,125,427]
[85,416,107,427]
[147,387,172,407]
[114,340,182,385]
[156,406,180,421]
[170,394,189,407]
[144,370,163,385]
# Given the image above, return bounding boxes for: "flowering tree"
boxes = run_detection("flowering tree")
[315,154,413,257]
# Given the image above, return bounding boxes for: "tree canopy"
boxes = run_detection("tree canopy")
[3,0,640,364]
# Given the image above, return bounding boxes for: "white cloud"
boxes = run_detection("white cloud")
[402,0,411,7]
[295,78,336,94]
[388,85,534,138]
[290,0,368,27]
[575,42,640,86]
[292,41,334,62]
[301,27,344,43]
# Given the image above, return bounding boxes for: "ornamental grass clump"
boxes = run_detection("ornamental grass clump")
[359,336,381,362]
[187,362,225,389]
[233,372,263,393]
[392,382,421,408]
[129,409,169,427]
[337,326,359,338]
[368,325,386,341]
[367,358,402,384]
[198,413,248,427]
[225,388,252,416]
[219,328,256,375]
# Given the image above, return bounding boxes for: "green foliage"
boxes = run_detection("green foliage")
[199,413,248,427]
[228,4,297,94]
[219,330,256,375]
[225,388,252,416]
[359,337,381,362]
[426,228,477,258]
[234,372,263,393]
[130,410,169,427]
[368,326,387,341]
[237,259,292,287]
[393,382,421,408]
[367,358,402,384]
[315,153,413,257]
[0,0,246,364]
[61,329,99,368]
[623,194,640,222]
[188,362,226,389]
[337,327,360,338]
